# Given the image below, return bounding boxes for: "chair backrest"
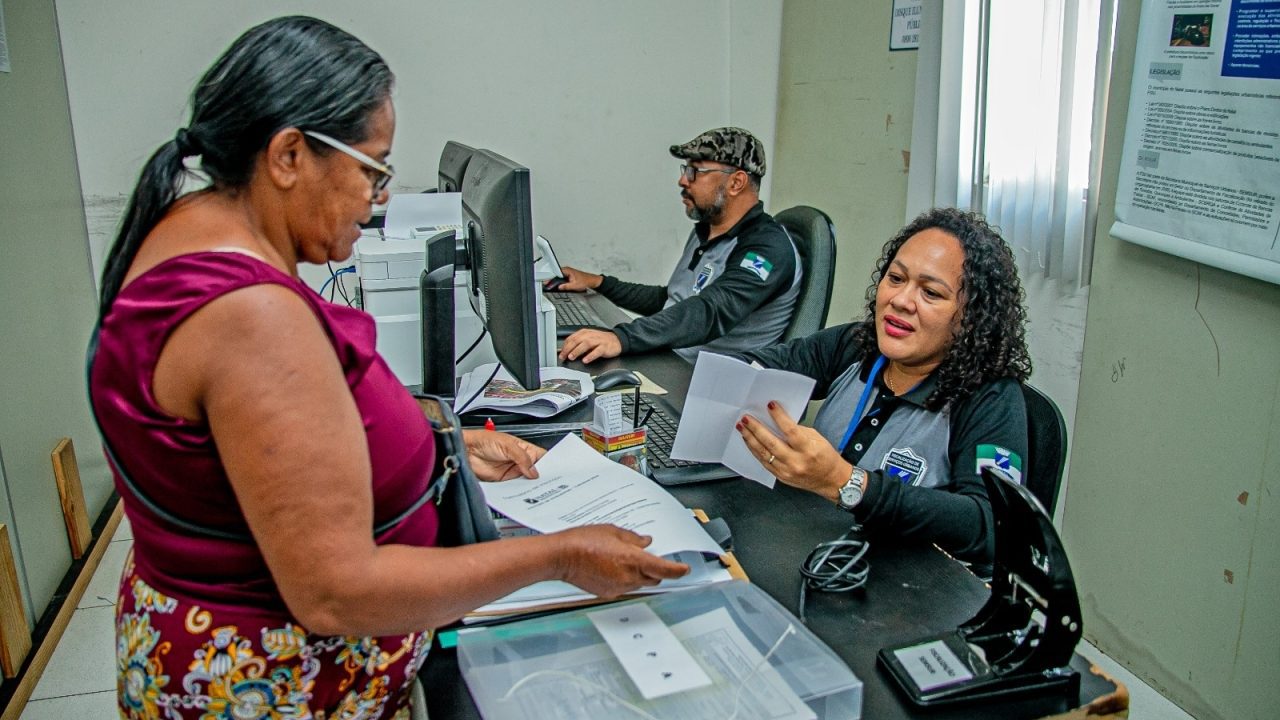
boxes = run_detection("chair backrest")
[1021,383,1068,516]
[774,205,837,342]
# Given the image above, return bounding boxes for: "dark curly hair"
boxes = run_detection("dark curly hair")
[847,207,1032,410]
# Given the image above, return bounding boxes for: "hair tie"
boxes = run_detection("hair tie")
[174,127,201,158]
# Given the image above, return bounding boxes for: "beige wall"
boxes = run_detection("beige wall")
[1063,3,1280,719]
[55,0,784,289]
[772,1,918,325]
[0,0,109,624]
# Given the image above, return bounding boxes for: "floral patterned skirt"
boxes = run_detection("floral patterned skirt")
[115,549,431,719]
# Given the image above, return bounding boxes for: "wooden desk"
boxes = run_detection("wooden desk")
[426,307,1123,719]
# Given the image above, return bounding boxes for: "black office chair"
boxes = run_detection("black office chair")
[774,205,837,342]
[1021,383,1068,516]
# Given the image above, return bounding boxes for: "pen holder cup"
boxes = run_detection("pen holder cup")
[581,425,648,475]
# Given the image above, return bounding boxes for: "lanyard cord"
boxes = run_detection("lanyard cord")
[837,355,885,454]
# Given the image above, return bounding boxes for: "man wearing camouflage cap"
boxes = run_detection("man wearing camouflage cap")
[555,127,801,364]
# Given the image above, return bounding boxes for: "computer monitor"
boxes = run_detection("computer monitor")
[438,141,476,193]
[420,148,541,395]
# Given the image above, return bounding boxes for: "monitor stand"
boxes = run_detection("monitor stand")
[420,231,466,402]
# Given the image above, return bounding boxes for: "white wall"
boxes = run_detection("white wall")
[55,0,783,287]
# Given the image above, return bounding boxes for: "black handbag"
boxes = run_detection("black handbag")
[86,326,495,544]
[416,394,500,546]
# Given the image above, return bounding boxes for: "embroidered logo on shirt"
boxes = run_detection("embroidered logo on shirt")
[976,444,1023,484]
[740,252,773,281]
[881,447,928,486]
[692,262,715,294]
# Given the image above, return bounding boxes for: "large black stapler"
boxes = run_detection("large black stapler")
[877,467,1083,707]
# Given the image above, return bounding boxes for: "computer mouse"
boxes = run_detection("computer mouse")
[593,367,642,391]
[544,276,570,292]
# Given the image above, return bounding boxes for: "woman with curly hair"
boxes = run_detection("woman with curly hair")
[735,207,1032,563]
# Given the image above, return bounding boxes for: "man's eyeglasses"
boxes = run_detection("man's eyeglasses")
[680,164,737,183]
[304,130,394,195]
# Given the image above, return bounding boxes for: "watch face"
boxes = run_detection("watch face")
[839,469,865,509]
[839,481,863,508]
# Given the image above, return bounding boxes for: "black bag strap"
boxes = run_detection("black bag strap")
[86,324,452,542]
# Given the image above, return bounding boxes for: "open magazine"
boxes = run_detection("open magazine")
[453,363,593,418]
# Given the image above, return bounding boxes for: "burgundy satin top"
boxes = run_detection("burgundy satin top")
[90,252,437,614]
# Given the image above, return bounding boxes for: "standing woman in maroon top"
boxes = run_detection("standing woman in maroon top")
[90,16,686,719]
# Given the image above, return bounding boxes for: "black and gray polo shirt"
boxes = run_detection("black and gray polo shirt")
[741,323,1028,563]
[597,202,800,362]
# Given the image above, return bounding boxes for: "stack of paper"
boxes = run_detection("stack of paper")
[454,363,593,418]
[470,434,736,622]
[465,550,733,623]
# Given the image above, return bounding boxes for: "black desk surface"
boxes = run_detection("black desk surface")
[426,304,1118,719]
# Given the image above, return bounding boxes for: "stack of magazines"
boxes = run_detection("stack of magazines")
[454,363,594,418]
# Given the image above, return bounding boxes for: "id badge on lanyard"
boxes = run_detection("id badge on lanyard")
[837,355,886,454]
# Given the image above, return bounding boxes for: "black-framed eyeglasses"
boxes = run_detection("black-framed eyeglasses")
[680,164,737,183]
[303,130,395,195]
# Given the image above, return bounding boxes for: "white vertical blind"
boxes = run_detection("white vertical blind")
[912,0,1107,288]
[982,0,1101,286]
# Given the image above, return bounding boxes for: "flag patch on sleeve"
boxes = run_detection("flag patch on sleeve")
[976,444,1023,484]
[740,252,773,280]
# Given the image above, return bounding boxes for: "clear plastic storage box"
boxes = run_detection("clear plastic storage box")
[457,580,862,719]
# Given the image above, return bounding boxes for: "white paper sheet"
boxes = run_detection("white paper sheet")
[383,192,463,240]
[894,640,974,692]
[588,603,712,699]
[480,434,722,557]
[670,352,816,486]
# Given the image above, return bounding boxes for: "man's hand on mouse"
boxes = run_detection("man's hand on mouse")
[559,328,622,364]
[544,266,603,293]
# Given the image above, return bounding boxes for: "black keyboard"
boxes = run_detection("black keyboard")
[622,394,737,486]
[546,292,606,330]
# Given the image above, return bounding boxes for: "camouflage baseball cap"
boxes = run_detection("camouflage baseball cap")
[669,127,766,178]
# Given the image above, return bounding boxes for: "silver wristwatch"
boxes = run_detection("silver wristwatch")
[837,467,868,511]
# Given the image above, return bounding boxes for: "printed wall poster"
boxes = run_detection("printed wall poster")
[1112,0,1280,285]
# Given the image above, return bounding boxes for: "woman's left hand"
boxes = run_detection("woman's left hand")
[736,401,851,503]
[463,430,546,481]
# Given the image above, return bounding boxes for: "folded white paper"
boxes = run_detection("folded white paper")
[670,352,816,486]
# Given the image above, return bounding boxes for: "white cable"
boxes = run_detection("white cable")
[725,623,798,720]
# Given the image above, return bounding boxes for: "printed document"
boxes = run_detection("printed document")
[670,352,816,487]
[480,433,722,557]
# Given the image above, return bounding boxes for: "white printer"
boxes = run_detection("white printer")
[352,193,557,387]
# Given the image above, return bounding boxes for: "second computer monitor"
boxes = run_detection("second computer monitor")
[438,140,476,193]
[460,149,541,391]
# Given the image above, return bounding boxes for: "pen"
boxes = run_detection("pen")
[637,407,655,429]
[633,387,641,428]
